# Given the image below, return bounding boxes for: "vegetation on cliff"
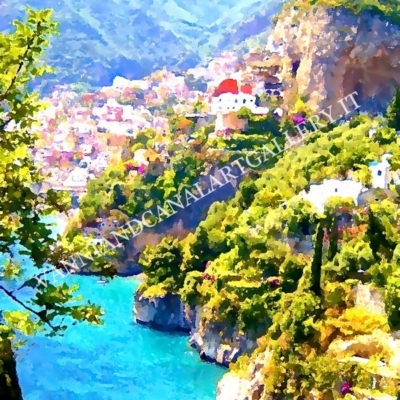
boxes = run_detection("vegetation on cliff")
[139,90,400,396]
[284,0,400,24]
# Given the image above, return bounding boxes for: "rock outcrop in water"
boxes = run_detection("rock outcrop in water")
[133,290,257,367]
[272,6,400,114]
[134,292,191,332]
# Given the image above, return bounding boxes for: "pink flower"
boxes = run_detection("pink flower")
[290,115,307,125]
[138,164,146,175]
[340,381,352,395]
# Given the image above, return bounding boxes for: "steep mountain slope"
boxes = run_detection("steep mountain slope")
[0,0,281,88]
[272,1,400,114]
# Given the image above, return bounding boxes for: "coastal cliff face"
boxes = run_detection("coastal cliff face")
[119,164,245,275]
[188,310,257,367]
[216,350,272,400]
[133,291,256,367]
[272,6,400,114]
[216,285,400,400]
[133,291,191,332]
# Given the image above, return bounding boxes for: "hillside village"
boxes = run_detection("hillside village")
[34,32,400,230]
[33,40,287,200]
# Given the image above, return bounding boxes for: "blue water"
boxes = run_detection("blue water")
[1,275,224,400]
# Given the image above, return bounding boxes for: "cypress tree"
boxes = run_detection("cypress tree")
[386,87,400,131]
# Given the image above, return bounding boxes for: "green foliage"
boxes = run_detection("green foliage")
[139,236,184,292]
[141,112,400,395]
[373,126,397,146]
[0,9,110,391]
[287,0,400,25]
[79,130,208,224]
[386,87,400,131]
[236,106,253,120]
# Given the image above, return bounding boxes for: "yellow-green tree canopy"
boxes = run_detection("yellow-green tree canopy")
[0,8,117,397]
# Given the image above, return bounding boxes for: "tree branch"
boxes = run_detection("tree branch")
[0,285,56,331]
[0,22,41,103]
[14,267,59,292]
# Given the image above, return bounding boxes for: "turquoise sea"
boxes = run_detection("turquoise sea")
[1,275,225,400]
[0,215,224,399]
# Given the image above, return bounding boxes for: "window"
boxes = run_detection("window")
[235,99,238,103]
[334,188,338,192]
[243,99,246,103]
[377,170,382,176]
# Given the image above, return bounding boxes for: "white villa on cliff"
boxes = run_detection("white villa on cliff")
[209,79,269,132]
[209,79,269,115]
[296,153,393,213]
[369,153,392,189]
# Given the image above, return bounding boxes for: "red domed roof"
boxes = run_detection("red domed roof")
[212,80,254,97]
[213,79,239,97]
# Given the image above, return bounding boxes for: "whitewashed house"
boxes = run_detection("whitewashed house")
[369,153,392,189]
[93,106,106,118]
[65,168,89,187]
[299,179,364,214]
[210,79,269,115]
[209,79,269,133]
[297,153,393,213]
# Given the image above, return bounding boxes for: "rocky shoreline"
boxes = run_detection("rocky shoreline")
[133,284,400,400]
[133,290,257,368]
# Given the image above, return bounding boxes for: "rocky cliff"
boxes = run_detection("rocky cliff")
[271,5,400,114]
[216,350,272,400]
[134,291,191,332]
[216,284,400,400]
[118,163,246,275]
[133,290,257,367]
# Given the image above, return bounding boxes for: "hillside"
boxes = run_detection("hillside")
[125,2,400,398]
[0,0,282,89]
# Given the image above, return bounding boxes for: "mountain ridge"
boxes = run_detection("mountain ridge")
[0,0,282,89]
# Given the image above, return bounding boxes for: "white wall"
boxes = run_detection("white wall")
[300,179,363,213]
[370,165,389,189]
[210,93,257,115]
[369,154,391,189]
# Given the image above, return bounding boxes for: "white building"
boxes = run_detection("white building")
[369,153,392,189]
[209,79,269,115]
[297,154,393,213]
[92,106,106,118]
[65,168,89,187]
[299,179,364,214]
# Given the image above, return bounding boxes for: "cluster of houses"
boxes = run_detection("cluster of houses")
[32,37,290,203]
[185,38,285,135]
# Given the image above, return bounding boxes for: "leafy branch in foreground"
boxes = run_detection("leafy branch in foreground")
[0,8,112,398]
